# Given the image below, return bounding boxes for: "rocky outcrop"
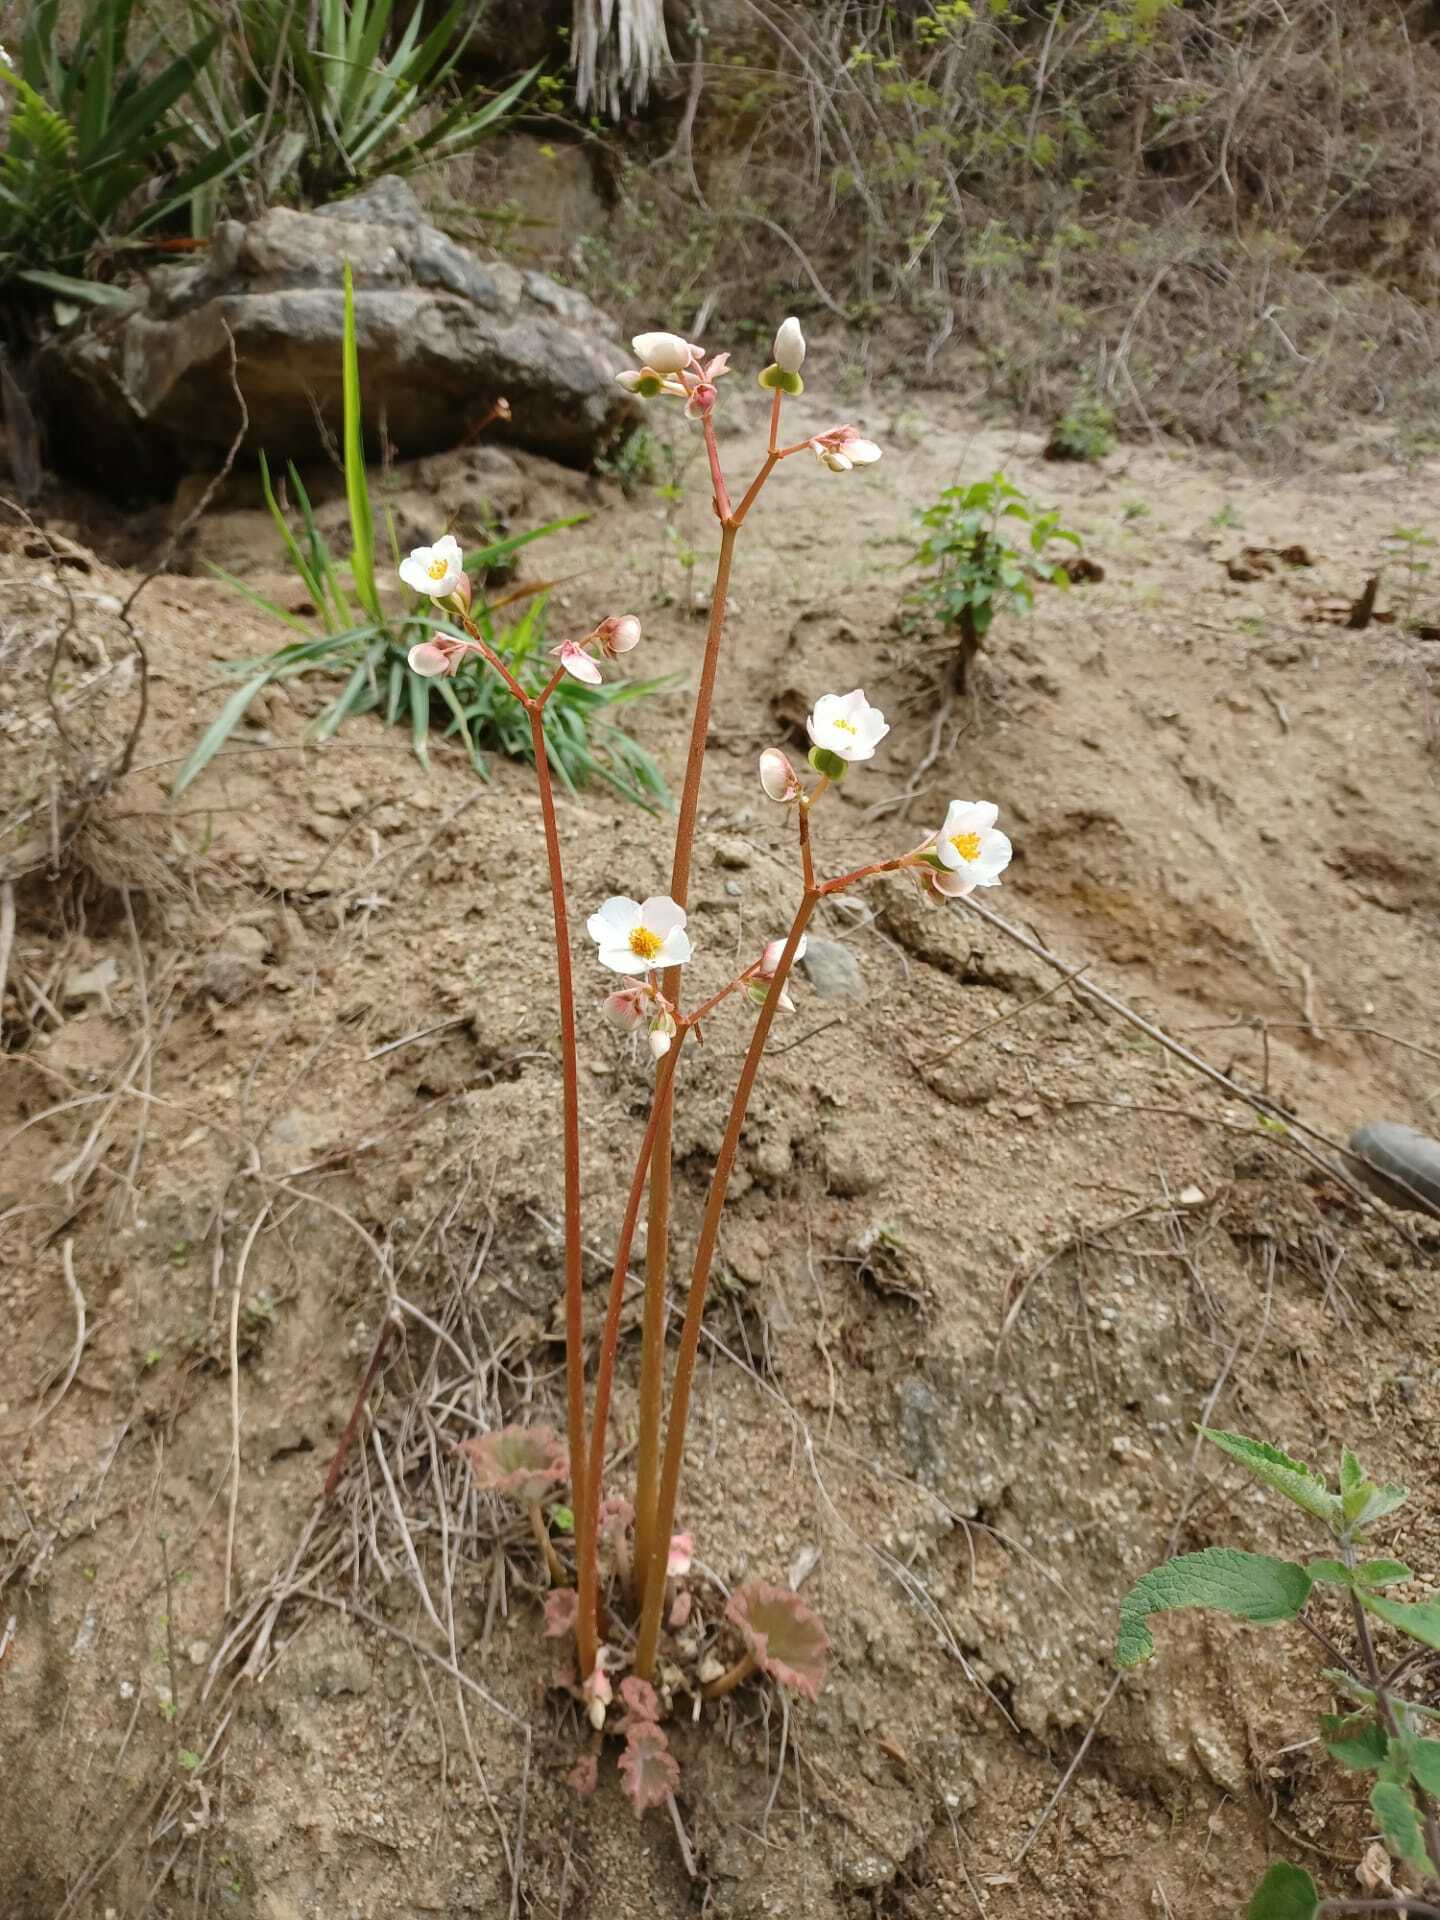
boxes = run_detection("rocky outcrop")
[37,177,635,499]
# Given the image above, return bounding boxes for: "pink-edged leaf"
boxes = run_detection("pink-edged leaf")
[460,1424,568,1504]
[619,1723,679,1816]
[567,1754,598,1798]
[543,1588,579,1638]
[619,1675,660,1725]
[669,1588,693,1630]
[726,1582,830,1702]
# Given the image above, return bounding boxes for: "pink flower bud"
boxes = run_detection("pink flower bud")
[604,984,647,1030]
[758,934,807,978]
[759,747,800,803]
[667,1533,694,1578]
[594,614,642,657]
[408,640,452,678]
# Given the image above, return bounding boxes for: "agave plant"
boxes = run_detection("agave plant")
[0,0,248,304]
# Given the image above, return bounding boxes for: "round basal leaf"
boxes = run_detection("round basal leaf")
[726,1582,830,1701]
[460,1424,568,1503]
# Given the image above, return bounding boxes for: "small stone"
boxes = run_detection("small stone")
[64,957,119,1002]
[841,1854,896,1891]
[194,924,269,1005]
[826,1135,880,1197]
[799,938,863,1001]
[1178,1184,1206,1207]
[714,839,751,870]
[895,1377,948,1485]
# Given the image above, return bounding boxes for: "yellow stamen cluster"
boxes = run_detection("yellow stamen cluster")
[629,926,663,962]
[950,831,982,863]
[426,555,449,581]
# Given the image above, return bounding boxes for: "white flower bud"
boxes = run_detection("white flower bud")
[773,316,806,373]
[759,747,799,803]
[588,1696,607,1731]
[649,1028,672,1061]
[631,331,692,376]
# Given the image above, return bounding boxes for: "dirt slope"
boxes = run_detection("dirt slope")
[2,378,1438,1919]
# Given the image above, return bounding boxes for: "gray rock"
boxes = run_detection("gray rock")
[799,937,864,1001]
[895,1376,949,1485]
[1349,1122,1440,1216]
[37,176,636,497]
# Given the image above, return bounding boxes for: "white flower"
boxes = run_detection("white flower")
[587,896,693,974]
[807,689,889,763]
[0,44,11,67]
[399,533,465,600]
[631,331,693,376]
[773,316,806,373]
[934,800,1012,894]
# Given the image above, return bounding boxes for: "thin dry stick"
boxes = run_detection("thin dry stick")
[0,879,14,1048]
[1012,1674,1122,1868]
[6,1237,87,1438]
[321,1311,402,1500]
[224,1203,272,1612]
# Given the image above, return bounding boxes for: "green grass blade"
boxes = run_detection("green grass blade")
[341,262,380,619]
[172,669,275,795]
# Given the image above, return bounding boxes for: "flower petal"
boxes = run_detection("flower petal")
[639,895,687,937]
[407,641,451,677]
[587,897,641,944]
[656,928,693,966]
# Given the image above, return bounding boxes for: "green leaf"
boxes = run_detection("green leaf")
[1320,1712,1388,1771]
[1115,1548,1313,1669]
[1409,1738,1440,1796]
[1371,1777,1432,1876]
[171,670,274,795]
[1355,1559,1413,1589]
[1245,1861,1318,1920]
[808,746,848,781]
[1349,1483,1409,1533]
[1200,1429,1341,1529]
[178,1748,202,1771]
[17,267,134,305]
[1361,1592,1440,1651]
[1340,1447,1366,1498]
[1306,1559,1354,1586]
[341,261,380,621]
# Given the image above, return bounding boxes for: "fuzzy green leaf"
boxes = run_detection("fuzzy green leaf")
[1245,1861,1318,1920]
[1361,1592,1440,1651]
[1355,1559,1414,1589]
[1371,1777,1432,1876]
[1116,1548,1312,1669]
[1320,1713,1388,1772]
[1409,1738,1440,1796]
[1348,1483,1409,1533]
[1306,1559,1353,1586]
[1200,1429,1341,1529]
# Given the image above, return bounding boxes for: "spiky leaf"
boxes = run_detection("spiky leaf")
[1116,1548,1313,1669]
[1200,1429,1341,1530]
[1245,1861,1318,1920]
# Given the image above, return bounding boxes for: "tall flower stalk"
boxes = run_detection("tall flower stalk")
[337,314,1015,1791]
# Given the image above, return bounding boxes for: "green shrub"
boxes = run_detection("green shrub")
[907,472,1080,690]
[1045,396,1115,462]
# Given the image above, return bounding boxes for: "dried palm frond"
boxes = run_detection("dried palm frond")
[571,0,671,117]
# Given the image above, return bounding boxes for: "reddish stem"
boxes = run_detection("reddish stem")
[524,697,592,1677]
[575,1044,682,1652]
[633,898,818,1680]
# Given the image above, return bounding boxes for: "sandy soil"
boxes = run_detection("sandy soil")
[2,375,1439,1920]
